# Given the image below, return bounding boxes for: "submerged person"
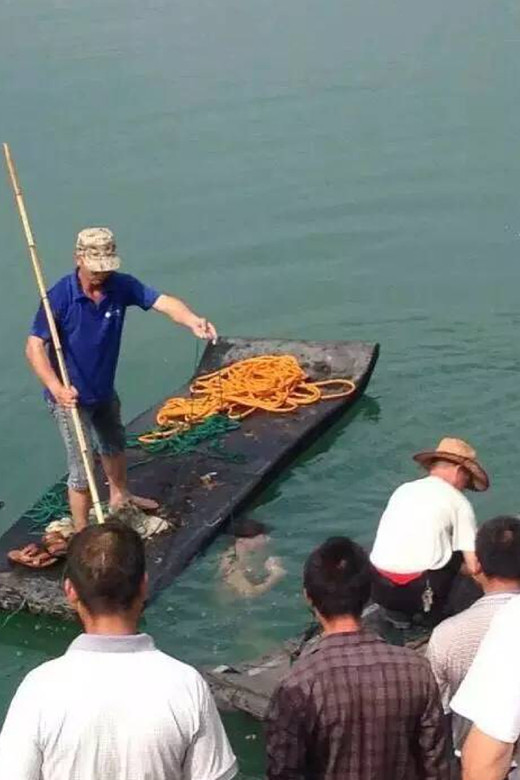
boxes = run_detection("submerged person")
[25,227,217,532]
[370,437,489,624]
[219,519,286,597]
[0,523,237,780]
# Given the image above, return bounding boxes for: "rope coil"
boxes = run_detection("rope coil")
[147,354,355,440]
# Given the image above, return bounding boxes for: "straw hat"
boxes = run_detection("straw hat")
[413,437,489,492]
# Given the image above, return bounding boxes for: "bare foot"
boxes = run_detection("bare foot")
[130,494,159,511]
[110,494,159,512]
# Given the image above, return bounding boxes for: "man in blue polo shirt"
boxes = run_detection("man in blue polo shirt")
[26,227,217,532]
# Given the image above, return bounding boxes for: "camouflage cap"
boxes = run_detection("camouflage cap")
[76,227,121,272]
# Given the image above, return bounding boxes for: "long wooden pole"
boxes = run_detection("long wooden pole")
[3,143,104,525]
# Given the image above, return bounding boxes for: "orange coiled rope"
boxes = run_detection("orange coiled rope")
[153,354,356,430]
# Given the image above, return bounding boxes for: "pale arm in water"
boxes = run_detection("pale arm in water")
[152,294,217,341]
[25,335,78,407]
[220,553,286,598]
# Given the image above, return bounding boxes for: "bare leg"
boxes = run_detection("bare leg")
[100,452,158,511]
[69,487,92,532]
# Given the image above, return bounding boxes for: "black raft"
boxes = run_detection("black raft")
[0,336,379,618]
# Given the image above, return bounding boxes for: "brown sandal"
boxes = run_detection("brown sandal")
[7,543,59,568]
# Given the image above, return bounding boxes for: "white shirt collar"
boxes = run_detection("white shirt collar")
[67,633,155,653]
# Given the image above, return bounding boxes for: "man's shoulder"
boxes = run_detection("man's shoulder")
[371,638,432,672]
[47,273,75,298]
[430,595,513,651]
[286,633,431,682]
[432,602,481,637]
[16,654,71,694]
[388,476,438,503]
[427,475,472,507]
[147,649,206,688]
[110,271,144,288]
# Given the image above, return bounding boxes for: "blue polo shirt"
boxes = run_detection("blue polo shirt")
[31,271,160,405]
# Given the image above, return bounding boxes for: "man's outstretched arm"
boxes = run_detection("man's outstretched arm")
[152,294,217,340]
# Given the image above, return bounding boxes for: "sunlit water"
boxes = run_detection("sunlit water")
[1,0,520,775]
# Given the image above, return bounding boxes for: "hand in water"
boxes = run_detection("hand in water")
[266,556,286,577]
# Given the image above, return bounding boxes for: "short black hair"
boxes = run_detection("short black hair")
[232,518,270,538]
[476,516,520,580]
[303,537,371,618]
[65,522,145,615]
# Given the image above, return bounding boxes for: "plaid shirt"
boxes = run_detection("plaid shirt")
[266,629,448,780]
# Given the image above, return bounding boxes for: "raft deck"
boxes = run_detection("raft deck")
[0,337,379,617]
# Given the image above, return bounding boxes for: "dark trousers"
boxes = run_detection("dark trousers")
[371,553,464,619]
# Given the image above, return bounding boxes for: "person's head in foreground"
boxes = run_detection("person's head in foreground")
[413,436,489,492]
[64,521,146,631]
[475,515,520,587]
[0,520,239,780]
[232,517,271,554]
[75,227,121,288]
[304,536,371,629]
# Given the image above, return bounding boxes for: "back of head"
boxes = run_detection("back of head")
[476,516,520,580]
[65,522,145,614]
[232,518,270,538]
[304,536,371,618]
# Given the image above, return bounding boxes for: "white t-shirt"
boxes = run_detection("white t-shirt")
[451,594,520,747]
[370,475,476,573]
[0,633,237,780]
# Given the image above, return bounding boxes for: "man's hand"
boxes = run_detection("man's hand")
[265,556,286,580]
[52,384,79,408]
[152,296,218,342]
[461,550,479,577]
[190,317,218,342]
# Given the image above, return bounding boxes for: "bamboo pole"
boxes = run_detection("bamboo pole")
[3,143,104,525]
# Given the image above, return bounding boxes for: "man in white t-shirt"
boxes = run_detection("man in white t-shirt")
[451,594,520,780]
[370,437,489,624]
[0,523,237,780]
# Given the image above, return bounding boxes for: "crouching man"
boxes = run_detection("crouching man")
[0,523,237,780]
[370,437,489,625]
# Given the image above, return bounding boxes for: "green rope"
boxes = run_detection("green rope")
[23,478,70,534]
[126,414,241,456]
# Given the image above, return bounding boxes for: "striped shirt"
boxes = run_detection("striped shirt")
[426,591,519,750]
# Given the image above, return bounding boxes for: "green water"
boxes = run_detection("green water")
[1,0,520,775]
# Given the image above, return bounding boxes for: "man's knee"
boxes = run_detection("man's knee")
[67,473,89,492]
[91,396,126,456]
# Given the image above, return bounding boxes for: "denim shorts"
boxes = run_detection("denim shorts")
[48,393,126,490]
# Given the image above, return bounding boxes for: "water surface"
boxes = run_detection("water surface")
[1,0,520,775]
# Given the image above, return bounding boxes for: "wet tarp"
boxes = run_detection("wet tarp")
[0,337,379,617]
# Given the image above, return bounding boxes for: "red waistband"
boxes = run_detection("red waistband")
[375,567,424,585]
